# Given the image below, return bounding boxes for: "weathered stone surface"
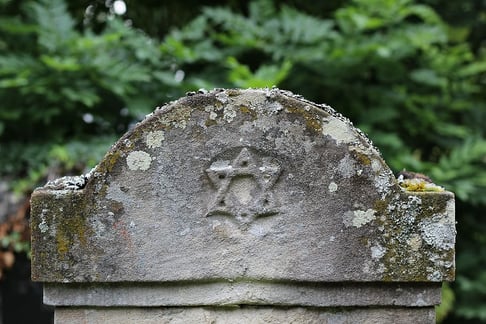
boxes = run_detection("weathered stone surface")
[31,88,455,285]
[54,306,436,324]
[44,282,441,307]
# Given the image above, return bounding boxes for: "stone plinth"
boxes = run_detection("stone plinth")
[55,307,436,324]
[31,88,455,323]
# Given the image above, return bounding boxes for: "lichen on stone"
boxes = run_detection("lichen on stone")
[328,182,338,193]
[30,88,455,284]
[343,208,377,228]
[145,130,165,149]
[126,151,152,171]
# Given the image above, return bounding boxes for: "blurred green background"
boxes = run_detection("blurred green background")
[0,0,485,322]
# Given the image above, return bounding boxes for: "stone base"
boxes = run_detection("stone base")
[44,282,441,307]
[55,306,436,324]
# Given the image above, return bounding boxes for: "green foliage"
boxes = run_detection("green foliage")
[0,0,175,182]
[226,57,292,88]
[436,283,455,323]
[1,231,30,257]
[1,0,485,321]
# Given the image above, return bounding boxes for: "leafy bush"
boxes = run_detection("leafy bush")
[0,0,179,181]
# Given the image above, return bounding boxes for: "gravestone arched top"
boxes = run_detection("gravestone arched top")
[31,88,455,284]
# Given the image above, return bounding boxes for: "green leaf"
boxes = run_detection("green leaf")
[40,55,81,71]
[0,18,38,34]
[410,69,447,87]
[436,283,455,323]
[0,77,29,88]
[457,61,486,77]
[226,57,292,88]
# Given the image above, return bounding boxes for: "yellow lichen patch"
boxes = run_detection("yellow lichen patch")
[285,105,323,133]
[97,150,122,174]
[56,212,89,258]
[226,89,241,97]
[239,105,257,119]
[48,192,92,259]
[205,119,218,127]
[399,178,444,192]
[353,150,372,166]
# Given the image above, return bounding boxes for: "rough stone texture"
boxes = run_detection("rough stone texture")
[54,307,436,324]
[31,89,454,324]
[43,282,441,307]
[31,88,455,285]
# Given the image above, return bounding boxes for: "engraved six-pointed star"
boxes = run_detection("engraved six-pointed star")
[205,148,282,223]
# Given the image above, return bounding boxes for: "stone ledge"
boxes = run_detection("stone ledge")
[44,282,441,307]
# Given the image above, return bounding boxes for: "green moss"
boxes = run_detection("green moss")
[205,118,218,127]
[413,192,450,221]
[97,150,121,175]
[374,191,454,281]
[239,105,257,120]
[373,199,388,214]
[359,236,370,247]
[226,89,241,97]
[53,192,92,259]
[168,104,192,124]
[285,103,323,133]
[31,190,93,265]
[353,151,371,166]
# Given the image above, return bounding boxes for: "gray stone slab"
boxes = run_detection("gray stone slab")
[54,306,436,324]
[44,282,441,307]
[31,88,455,284]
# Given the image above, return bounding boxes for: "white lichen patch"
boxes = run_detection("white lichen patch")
[266,101,284,114]
[427,270,442,281]
[420,220,455,250]
[38,219,48,233]
[204,104,222,120]
[407,233,423,251]
[126,151,152,171]
[409,195,422,205]
[343,209,376,228]
[38,208,49,233]
[223,104,237,123]
[215,91,229,105]
[322,118,359,145]
[371,158,383,173]
[398,195,423,224]
[337,155,356,178]
[373,171,394,199]
[328,182,338,193]
[371,244,386,259]
[444,199,455,224]
[173,119,187,129]
[145,130,165,149]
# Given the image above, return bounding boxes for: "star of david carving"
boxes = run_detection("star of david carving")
[205,148,282,223]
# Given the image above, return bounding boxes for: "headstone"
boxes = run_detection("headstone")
[31,88,455,323]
